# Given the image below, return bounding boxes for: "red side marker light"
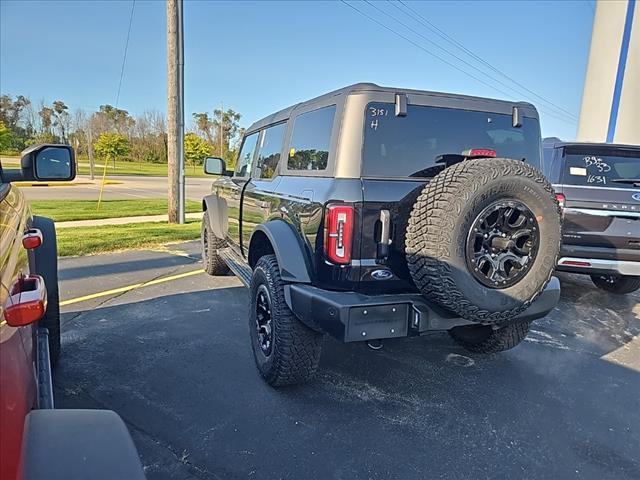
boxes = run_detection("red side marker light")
[555,193,566,210]
[3,275,48,327]
[22,229,43,249]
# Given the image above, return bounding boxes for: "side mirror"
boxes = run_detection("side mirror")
[204,157,227,176]
[2,144,76,182]
[34,145,75,180]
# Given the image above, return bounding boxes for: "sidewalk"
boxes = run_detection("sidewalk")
[56,211,204,229]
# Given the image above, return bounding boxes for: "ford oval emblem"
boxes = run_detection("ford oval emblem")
[633,193,640,202]
[371,269,393,280]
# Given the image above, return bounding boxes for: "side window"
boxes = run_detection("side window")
[235,132,259,177]
[255,123,286,179]
[287,105,336,171]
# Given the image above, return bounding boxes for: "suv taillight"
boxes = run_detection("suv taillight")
[555,193,566,210]
[324,204,354,265]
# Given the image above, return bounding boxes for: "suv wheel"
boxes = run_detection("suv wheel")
[249,255,322,386]
[590,274,640,294]
[32,216,61,366]
[449,321,531,353]
[405,158,561,324]
[201,215,229,275]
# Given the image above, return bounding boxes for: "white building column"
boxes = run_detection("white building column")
[577,0,638,145]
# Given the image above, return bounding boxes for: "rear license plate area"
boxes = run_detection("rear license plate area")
[345,304,409,342]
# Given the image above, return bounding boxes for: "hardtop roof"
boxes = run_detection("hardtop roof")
[246,82,537,133]
[544,141,640,151]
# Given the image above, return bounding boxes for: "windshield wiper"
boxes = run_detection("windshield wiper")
[611,178,640,186]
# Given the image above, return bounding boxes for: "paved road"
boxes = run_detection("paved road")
[18,175,212,201]
[55,242,640,480]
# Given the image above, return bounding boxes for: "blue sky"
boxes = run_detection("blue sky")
[1,0,594,139]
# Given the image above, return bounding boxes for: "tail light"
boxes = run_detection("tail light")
[324,204,354,265]
[555,193,566,210]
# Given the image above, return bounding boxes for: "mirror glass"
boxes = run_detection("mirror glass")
[204,157,225,175]
[35,147,72,180]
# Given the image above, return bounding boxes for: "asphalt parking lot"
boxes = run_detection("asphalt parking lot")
[55,241,640,480]
[19,175,211,201]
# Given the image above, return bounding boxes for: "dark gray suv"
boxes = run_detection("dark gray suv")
[543,141,640,294]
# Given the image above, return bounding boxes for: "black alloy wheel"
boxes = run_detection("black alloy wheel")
[255,284,273,356]
[466,200,540,289]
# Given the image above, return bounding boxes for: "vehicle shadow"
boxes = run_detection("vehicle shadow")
[55,277,639,480]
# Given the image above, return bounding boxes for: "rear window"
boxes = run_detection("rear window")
[362,103,542,178]
[561,147,640,189]
[287,105,336,171]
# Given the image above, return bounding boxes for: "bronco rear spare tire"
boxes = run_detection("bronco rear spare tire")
[405,158,561,324]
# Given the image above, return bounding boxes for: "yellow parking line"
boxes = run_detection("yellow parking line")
[60,269,204,307]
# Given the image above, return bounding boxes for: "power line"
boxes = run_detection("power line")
[115,0,136,108]
[341,0,576,125]
[364,0,577,124]
[339,2,517,101]
[394,0,578,121]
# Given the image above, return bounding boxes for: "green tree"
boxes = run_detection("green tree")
[184,132,212,172]
[39,106,53,133]
[25,132,58,146]
[212,108,241,156]
[0,94,30,130]
[0,121,15,152]
[96,104,134,133]
[52,100,70,143]
[193,112,214,144]
[94,132,131,169]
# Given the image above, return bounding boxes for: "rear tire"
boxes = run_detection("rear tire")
[405,159,561,324]
[591,274,640,294]
[249,255,322,386]
[201,214,229,276]
[449,321,531,353]
[32,216,60,366]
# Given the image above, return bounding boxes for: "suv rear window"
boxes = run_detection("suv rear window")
[287,105,336,171]
[561,147,640,189]
[362,103,542,178]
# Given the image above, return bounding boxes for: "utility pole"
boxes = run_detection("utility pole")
[167,0,185,224]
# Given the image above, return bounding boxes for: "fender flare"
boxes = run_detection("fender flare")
[202,194,228,239]
[250,220,312,284]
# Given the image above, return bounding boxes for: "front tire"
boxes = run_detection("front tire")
[591,274,640,294]
[201,214,229,276]
[449,321,531,353]
[249,255,322,386]
[32,216,61,366]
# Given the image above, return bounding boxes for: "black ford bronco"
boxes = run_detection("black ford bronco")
[201,83,562,386]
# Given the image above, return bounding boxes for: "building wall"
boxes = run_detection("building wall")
[577,0,639,145]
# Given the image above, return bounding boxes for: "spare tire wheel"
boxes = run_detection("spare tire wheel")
[405,158,561,324]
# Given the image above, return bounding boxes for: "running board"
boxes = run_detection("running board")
[37,327,54,409]
[218,248,252,287]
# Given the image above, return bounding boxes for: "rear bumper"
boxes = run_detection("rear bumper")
[284,277,560,343]
[557,257,640,276]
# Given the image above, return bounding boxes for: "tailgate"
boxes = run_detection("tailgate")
[357,178,428,293]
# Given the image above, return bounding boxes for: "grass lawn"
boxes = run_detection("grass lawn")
[30,199,202,222]
[57,220,203,256]
[1,156,209,178]
[77,160,209,178]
